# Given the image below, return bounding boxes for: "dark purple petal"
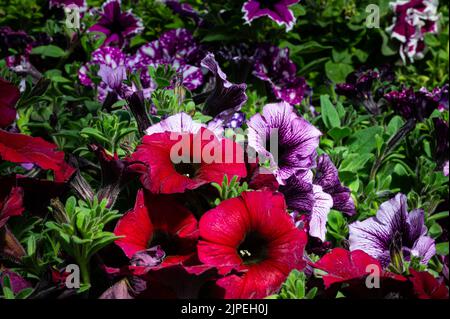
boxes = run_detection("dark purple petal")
[242,0,300,31]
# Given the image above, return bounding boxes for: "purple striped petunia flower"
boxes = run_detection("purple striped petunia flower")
[314,154,356,216]
[89,0,143,48]
[247,102,321,184]
[242,0,300,32]
[129,29,204,91]
[387,0,440,63]
[253,44,310,105]
[349,193,436,268]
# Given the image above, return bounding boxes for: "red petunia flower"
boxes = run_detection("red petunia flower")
[0,78,20,128]
[0,182,24,229]
[0,130,75,182]
[409,268,449,299]
[198,190,307,299]
[312,248,406,289]
[114,189,198,268]
[131,128,247,194]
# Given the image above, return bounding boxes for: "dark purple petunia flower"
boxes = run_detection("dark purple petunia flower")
[0,269,31,294]
[433,118,449,176]
[0,77,20,129]
[199,53,247,118]
[164,0,201,23]
[384,86,443,122]
[49,0,87,10]
[242,0,300,32]
[253,45,310,105]
[387,0,440,63]
[349,193,436,268]
[248,102,321,184]
[432,84,449,111]
[314,154,356,216]
[129,29,204,91]
[89,0,143,47]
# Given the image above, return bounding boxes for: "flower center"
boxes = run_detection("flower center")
[259,0,278,10]
[149,231,177,256]
[238,231,268,265]
[174,162,201,178]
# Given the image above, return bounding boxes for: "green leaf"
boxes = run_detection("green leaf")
[435,242,449,256]
[325,61,353,83]
[348,126,384,154]
[340,153,374,172]
[320,95,341,129]
[31,45,66,58]
[328,127,351,141]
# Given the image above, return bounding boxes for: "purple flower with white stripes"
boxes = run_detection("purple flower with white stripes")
[349,193,436,267]
[242,0,300,32]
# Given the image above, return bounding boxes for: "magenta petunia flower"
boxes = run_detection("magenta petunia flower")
[349,193,436,267]
[0,78,20,129]
[247,102,321,184]
[130,128,247,194]
[387,0,440,63]
[130,29,204,91]
[242,0,300,32]
[198,190,307,299]
[253,45,310,105]
[89,0,143,47]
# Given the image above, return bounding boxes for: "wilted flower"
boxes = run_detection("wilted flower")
[242,0,300,32]
[253,45,310,105]
[387,0,440,63]
[198,53,247,118]
[247,102,321,183]
[349,193,436,268]
[89,0,143,47]
[198,191,307,299]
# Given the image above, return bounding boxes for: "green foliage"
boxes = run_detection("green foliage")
[211,175,249,205]
[267,270,317,299]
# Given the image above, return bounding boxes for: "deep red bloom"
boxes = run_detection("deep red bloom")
[409,268,449,299]
[313,248,406,289]
[114,189,198,268]
[0,78,20,128]
[198,191,307,299]
[0,182,24,229]
[0,130,75,182]
[131,128,247,194]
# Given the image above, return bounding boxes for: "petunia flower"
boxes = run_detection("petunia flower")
[253,45,310,105]
[387,0,440,63]
[0,269,31,295]
[0,78,20,129]
[0,182,24,229]
[114,189,198,268]
[197,190,307,299]
[314,154,356,216]
[130,29,204,91]
[247,102,321,184]
[198,53,247,118]
[131,127,246,194]
[433,118,449,176]
[79,46,130,102]
[164,0,201,24]
[0,130,75,182]
[280,170,333,241]
[384,86,443,122]
[89,0,143,48]
[242,0,300,32]
[409,268,449,299]
[349,193,436,268]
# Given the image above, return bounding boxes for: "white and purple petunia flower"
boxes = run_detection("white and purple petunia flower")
[248,102,321,184]
[79,46,129,102]
[130,29,204,91]
[387,0,440,63]
[88,0,143,48]
[253,44,310,105]
[314,154,356,216]
[242,0,300,32]
[349,193,436,267]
